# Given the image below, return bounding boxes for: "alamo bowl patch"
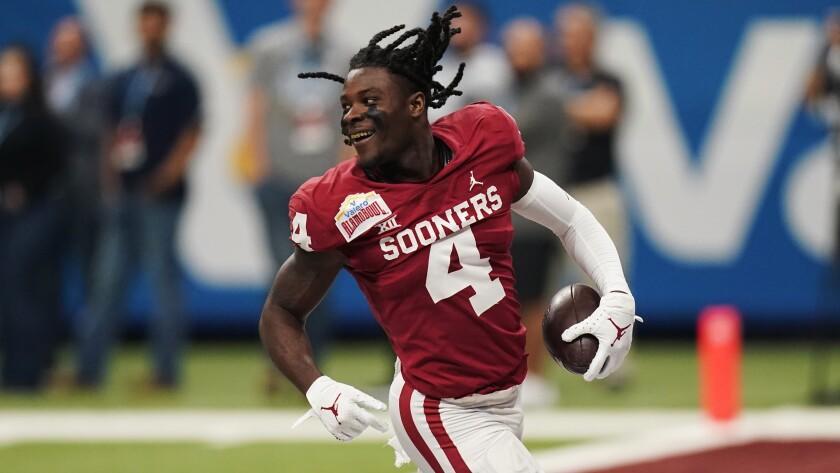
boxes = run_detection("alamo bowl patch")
[335,191,393,242]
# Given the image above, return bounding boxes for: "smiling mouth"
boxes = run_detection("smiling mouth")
[347,129,376,145]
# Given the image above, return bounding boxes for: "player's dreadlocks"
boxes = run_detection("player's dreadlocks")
[298,5,465,109]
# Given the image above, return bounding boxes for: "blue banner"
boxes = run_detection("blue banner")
[5,0,837,332]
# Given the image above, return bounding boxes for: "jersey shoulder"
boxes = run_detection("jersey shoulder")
[433,101,526,166]
[288,160,359,253]
[289,160,395,253]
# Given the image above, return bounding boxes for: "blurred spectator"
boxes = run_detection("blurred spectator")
[44,17,104,296]
[806,12,840,135]
[503,18,569,407]
[76,2,201,389]
[805,11,840,403]
[554,3,628,272]
[0,44,66,390]
[431,0,512,119]
[243,0,348,365]
[554,3,632,389]
[806,11,840,266]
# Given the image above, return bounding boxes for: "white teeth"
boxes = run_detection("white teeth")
[350,130,374,141]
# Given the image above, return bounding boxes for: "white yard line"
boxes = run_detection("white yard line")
[0,409,700,444]
[0,410,345,445]
[2,407,840,473]
[0,408,697,446]
[523,409,703,440]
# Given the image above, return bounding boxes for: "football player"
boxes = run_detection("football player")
[259,7,640,472]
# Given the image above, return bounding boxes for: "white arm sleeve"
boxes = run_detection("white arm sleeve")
[511,171,630,295]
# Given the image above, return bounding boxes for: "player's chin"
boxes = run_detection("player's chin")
[354,146,381,168]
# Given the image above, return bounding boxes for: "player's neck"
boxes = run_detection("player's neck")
[365,131,442,183]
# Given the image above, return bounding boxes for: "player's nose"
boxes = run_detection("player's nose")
[341,102,367,128]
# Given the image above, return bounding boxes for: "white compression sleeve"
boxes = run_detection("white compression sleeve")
[511,171,630,295]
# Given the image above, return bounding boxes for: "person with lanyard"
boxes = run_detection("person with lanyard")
[75,1,202,390]
[242,0,351,387]
[44,17,104,301]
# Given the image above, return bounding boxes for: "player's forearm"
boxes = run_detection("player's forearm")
[258,249,344,394]
[561,206,630,295]
[511,171,629,295]
[259,306,322,394]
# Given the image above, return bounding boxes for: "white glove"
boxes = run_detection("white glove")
[561,291,643,382]
[292,375,388,441]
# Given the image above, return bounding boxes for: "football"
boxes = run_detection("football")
[542,284,600,374]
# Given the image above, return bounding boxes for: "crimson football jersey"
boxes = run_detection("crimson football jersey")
[288,102,527,399]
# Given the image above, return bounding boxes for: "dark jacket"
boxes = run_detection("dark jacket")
[0,104,65,210]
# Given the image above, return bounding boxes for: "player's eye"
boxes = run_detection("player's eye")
[364,97,378,106]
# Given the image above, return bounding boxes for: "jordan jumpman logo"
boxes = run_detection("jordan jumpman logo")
[469,170,483,191]
[608,318,632,347]
[321,393,342,424]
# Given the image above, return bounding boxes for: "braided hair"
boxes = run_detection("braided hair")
[298,6,465,110]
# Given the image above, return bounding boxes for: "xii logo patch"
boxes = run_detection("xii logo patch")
[377,216,400,234]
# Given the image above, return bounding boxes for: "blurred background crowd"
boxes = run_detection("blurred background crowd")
[1,0,839,409]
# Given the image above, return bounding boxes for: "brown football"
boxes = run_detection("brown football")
[542,284,600,374]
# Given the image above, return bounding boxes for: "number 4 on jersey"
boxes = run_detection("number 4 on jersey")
[291,212,313,251]
[425,227,505,316]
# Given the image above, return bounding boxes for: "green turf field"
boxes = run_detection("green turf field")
[1,341,839,473]
[0,440,571,473]
[0,442,430,473]
[0,340,837,409]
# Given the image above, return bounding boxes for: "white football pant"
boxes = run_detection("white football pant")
[388,363,543,473]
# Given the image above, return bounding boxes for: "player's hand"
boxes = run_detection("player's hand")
[293,375,388,442]
[561,291,643,382]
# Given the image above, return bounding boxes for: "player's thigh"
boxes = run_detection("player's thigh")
[439,402,541,473]
[462,429,543,473]
[388,370,440,473]
[388,367,542,473]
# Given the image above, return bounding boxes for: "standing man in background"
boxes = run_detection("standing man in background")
[244,0,350,367]
[555,4,627,278]
[502,17,569,406]
[806,10,840,266]
[554,4,630,389]
[76,1,201,390]
[44,17,104,298]
[431,1,511,119]
[804,10,840,403]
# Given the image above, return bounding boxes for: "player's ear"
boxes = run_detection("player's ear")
[408,91,426,118]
